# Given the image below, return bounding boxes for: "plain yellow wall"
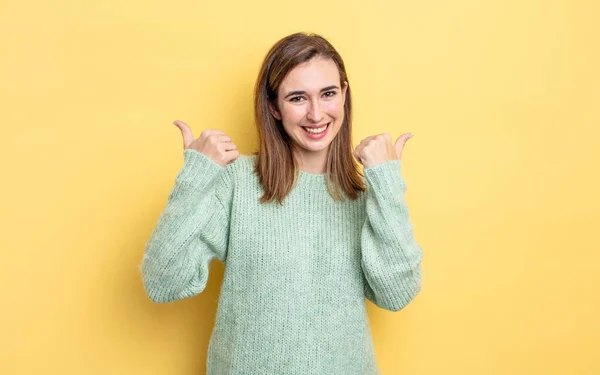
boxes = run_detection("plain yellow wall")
[2,0,598,373]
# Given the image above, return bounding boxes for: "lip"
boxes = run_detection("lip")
[301,122,330,139]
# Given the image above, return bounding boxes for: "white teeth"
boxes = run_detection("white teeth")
[304,124,328,134]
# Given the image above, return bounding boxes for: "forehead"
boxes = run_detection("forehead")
[279,57,340,92]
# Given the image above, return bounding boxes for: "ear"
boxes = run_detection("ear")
[342,81,348,102]
[269,102,281,121]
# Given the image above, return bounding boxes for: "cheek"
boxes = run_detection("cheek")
[281,105,305,123]
[325,100,345,118]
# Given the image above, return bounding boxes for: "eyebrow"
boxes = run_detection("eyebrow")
[283,85,340,99]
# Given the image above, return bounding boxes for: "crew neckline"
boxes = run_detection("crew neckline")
[248,155,330,191]
[295,169,329,191]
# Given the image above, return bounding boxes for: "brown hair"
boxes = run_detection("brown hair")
[253,32,366,204]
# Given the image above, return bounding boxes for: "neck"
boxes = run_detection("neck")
[293,148,328,175]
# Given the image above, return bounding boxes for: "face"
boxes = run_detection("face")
[270,57,348,163]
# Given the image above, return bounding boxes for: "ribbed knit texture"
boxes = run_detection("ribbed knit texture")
[141,149,423,375]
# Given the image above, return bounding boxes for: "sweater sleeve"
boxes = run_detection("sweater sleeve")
[360,160,423,312]
[140,149,234,303]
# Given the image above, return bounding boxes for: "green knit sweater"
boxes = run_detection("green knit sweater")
[141,149,423,375]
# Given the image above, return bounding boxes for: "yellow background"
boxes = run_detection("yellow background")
[2,0,598,373]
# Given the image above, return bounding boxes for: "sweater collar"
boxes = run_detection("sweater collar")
[295,169,329,191]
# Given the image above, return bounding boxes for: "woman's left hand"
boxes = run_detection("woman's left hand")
[353,133,413,168]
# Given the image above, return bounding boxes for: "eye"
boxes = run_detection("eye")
[323,90,337,98]
[290,96,305,103]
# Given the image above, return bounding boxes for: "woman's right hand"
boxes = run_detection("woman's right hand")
[173,120,240,167]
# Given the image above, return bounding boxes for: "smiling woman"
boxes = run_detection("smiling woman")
[141,32,423,375]
[253,32,365,203]
[271,59,346,164]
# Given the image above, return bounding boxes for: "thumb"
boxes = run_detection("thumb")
[394,133,413,160]
[173,120,194,149]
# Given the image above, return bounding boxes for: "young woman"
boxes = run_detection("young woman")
[141,32,423,375]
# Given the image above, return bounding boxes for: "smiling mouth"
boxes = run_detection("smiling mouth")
[302,123,330,134]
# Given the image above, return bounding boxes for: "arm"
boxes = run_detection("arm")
[140,149,233,303]
[361,160,423,312]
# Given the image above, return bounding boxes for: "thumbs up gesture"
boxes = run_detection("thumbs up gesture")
[173,120,240,167]
[353,133,413,169]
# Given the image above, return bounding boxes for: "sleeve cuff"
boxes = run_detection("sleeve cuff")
[363,160,406,199]
[173,149,226,193]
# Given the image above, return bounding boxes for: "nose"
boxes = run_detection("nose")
[306,100,324,123]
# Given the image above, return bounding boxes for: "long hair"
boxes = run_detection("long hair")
[253,32,366,204]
